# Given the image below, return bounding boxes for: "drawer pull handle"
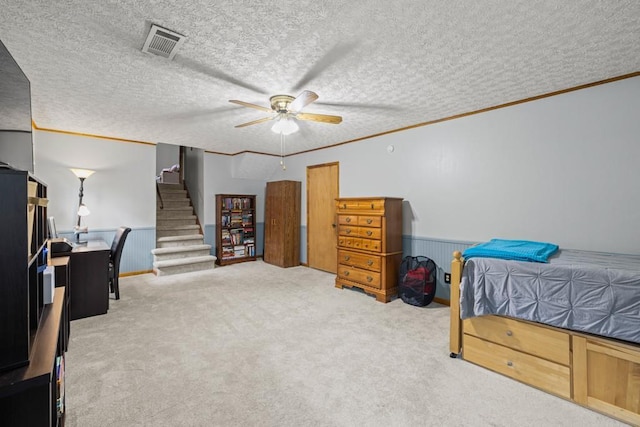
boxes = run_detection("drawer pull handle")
[367,260,373,266]
[344,256,350,261]
[346,229,352,234]
[345,217,351,223]
[343,203,347,209]
[366,276,373,282]
[366,231,372,236]
[370,203,374,209]
[506,330,513,337]
[344,271,350,276]
[507,361,513,367]
[366,219,372,224]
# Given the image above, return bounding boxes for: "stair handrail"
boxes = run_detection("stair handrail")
[156,181,164,210]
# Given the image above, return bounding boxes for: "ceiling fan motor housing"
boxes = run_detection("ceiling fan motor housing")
[270,95,295,113]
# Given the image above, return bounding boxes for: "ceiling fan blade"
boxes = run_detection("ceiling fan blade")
[288,90,319,113]
[234,116,275,128]
[296,112,342,124]
[229,100,273,113]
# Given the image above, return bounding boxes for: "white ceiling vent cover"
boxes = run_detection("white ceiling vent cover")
[142,24,186,60]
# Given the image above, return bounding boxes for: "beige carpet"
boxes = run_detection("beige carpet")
[64,261,624,426]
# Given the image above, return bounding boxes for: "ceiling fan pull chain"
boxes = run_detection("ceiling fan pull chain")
[280,131,286,170]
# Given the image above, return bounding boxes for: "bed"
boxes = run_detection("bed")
[449,247,640,426]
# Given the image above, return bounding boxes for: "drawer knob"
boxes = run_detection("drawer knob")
[346,229,352,234]
[344,256,350,261]
[345,217,351,223]
[506,330,513,337]
[507,361,513,367]
[366,218,372,224]
[367,260,373,266]
[366,230,372,236]
[344,271,350,276]
[370,203,374,209]
[366,276,373,282]
[343,203,347,209]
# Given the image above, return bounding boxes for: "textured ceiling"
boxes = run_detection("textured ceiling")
[0,1,639,156]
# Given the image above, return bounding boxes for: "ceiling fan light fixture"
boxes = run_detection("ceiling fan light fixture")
[271,115,299,135]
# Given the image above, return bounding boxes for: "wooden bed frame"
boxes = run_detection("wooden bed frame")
[449,251,640,426]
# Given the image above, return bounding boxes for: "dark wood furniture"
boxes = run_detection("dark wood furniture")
[334,197,403,303]
[215,194,257,266]
[264,180,301,268]
[52,240,110,320]
[50,256,70,350]
[0,168,48,371]
[0,288,66,427]
[0,167,67,426]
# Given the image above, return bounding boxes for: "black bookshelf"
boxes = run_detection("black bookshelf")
[0,167,67,426]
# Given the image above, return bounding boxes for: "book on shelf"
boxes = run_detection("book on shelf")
[246,244,255,257]
[222,197,252,210]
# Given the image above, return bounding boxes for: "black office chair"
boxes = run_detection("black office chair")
[109,226,131,300]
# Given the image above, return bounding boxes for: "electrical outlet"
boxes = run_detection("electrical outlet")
[444,273,451,284]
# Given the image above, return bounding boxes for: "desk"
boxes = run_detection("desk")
[52,240,110,321]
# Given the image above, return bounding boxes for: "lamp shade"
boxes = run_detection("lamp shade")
[77,204,90,216]
[271,116,299,135]
[70,168,95,179]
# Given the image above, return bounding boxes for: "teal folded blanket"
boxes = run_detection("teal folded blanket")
[462,238,559,263]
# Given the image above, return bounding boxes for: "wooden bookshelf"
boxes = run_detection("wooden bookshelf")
[215,194,257,266]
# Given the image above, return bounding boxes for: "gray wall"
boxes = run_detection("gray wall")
[184,146,204,222]
[155,142,179,176]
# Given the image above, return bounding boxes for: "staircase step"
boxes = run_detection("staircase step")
[157,224,200,238]
[159,190,188,199]
[157,207,193,218]
[153,255,217,276]
[157,183,183,191]
[158,199,191,208]
[151,244,212,261]
[157,234,205,248]
[157,216,197,227]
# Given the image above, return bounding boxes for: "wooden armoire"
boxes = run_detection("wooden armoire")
[264,180,301,268]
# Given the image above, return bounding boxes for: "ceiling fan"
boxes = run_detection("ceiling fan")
[229,90,342,135]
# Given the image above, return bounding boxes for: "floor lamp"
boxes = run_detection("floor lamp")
[70,168,95,243]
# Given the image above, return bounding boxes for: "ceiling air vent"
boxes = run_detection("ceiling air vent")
[142,24,186,60]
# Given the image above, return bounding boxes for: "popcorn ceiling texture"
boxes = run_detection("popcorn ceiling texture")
[0,1,639,155]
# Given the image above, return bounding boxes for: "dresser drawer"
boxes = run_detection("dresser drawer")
[338,249,381,272]
[356,227,381,240]
[338,265,381,289]
[338,224,357,236]
[336,198,386,212]
[361,239,381,252]
[338,236,363,250]
[463,315,570,365]
[338,215,358,225]
[358,216,381,227]
[463,334,571,399]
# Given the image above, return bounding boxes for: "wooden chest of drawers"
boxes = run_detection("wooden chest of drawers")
[334,197,403,303]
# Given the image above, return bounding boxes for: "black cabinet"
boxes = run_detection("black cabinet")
[0,167,67,426]
[0,167,48,371]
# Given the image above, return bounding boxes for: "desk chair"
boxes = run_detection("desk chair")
[109,226,131,300]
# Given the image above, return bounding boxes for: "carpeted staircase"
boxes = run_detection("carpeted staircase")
[152,182,216,276]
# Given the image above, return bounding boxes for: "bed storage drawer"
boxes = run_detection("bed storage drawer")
[463,334,571,399]
[463,315,570,365]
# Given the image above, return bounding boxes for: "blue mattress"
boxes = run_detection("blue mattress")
[460,249,640,344]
